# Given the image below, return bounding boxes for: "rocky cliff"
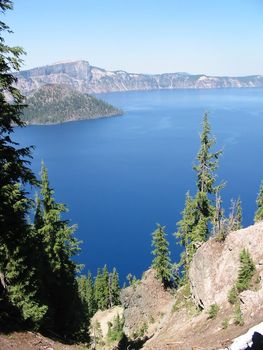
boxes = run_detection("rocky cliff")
[119,222,263,350]
[15,61,263,95]
[120,269,174,339]
[189,222,263,312]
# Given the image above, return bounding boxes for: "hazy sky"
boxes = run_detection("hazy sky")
[4,0,263,75]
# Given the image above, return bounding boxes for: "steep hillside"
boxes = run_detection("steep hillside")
[15,60,263,95]
[116,222,263,350]
[22,83,122,124]
[0,331,85,350]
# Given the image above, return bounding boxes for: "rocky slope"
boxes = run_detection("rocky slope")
[189,222,263,311]
[118,222,263,350]
[22,83,122,124]
[120,269,174,339]
[0,331,85,350]
[15,61,263,95]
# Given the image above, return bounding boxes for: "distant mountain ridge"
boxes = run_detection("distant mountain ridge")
[15,60,263,95]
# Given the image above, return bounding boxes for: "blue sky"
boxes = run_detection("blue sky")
[4,0,263,75]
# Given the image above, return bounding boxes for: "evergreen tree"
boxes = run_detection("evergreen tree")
[94,268,103,309]
[77,271,96,318]
[0,0,48,325]
[193,114,223,239]
[110,268,121,306]
[86,271,97,316]
[151,224,172,287]
[175,114,223,280]
[34,162,88,340]
[193,113,222,196]
[254,181,263,222]
[236,249,256,293]
[175,192,197,276]
[102,265,110,308]
[94,266,110,310]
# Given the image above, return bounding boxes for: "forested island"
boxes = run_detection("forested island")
[22,84,122,125]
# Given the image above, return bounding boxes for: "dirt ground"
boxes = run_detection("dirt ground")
[0,331,86,350]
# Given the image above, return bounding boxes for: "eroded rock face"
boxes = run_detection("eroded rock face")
[90,306,123,338]
[120,269,173,337]
[189,222,263,311]
[15,60,263,95]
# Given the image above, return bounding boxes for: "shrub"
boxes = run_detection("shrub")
[222,318,229,329]
[207,303,219,319]
[236,249,256,293]
[107,314,124,342]
[228,286,238,305]
[234,302,244,326]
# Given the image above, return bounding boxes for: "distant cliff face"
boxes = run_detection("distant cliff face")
[15,60,263,95]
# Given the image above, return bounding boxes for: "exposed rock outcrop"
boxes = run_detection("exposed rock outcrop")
[91,306,123,338]
[118,223,263,350]
[120,269,173,338]
[15,60,263,95]
[189,222,263,314]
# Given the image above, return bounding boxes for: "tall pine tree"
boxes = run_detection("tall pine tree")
[77,271,96,318]
[34,162,88,340]
[94,266,110,310]
[0,0,48,326]
[110,268,120,307]
[175,114,223,280]
[193,113,223,240]
[151,224,172,287]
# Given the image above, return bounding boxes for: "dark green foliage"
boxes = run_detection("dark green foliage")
[0,0,49,327]
[151,224,172,287]
[192,114,223,240]
[110,268,121,306]
[34,163,88,340]
[234,302,244,326]
[193,113,222,195]
[175,114,223,279]
[207,303,219,319]
[0,2,89,341]
[95,266,121,310]
[228,286,238,305]
[22,84,122,124]
[228,249,255,327]
[254,181,263,222]
[228,249,256,300]
[236,249,256,293]
[107,314,124,342]
[77,272,96,318]
[94,266,110,310]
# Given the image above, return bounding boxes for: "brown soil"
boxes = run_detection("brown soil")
[144,295,263,350]
[0,331,85,350]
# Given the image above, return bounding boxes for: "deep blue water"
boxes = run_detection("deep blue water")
[14,88,263,282]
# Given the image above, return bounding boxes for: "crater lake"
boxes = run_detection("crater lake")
[14,88,263,282]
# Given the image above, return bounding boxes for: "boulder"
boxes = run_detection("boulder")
[189,222,263,310]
